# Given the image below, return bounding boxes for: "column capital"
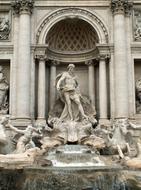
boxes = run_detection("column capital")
[35,54,48,62]
[85,60,93,66]
[12,0,34,15]
[20,0,34,14]
[51,60,60,66]
[34,47,48,61]
[97,54,110,61]
[111,0,133,15]
[11,1,21,15]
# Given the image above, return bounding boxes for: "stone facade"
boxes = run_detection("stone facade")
[0,0,141,126]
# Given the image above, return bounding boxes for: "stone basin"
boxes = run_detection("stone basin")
[0,145,141,190]
[0,167,141,190]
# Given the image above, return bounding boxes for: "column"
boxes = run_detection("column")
[125,4,134,118]
[30,50,36,121]
[16,0,34,119]
[37,55,46,120]
[99,55,108,120]
[11,3,20,118]
[85,60,95,106]
[49,60,58,110]
[111,0,129,118]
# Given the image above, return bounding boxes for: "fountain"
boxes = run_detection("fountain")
[0,64,141,189]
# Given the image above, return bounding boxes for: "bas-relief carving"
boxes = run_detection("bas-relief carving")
[0,117,8,146]
[134,10,141,41]
[135,78,141,113]
[0,14,10,40]
[0,66,9,114]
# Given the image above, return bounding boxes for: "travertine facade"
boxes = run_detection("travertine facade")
[0,0,141,126]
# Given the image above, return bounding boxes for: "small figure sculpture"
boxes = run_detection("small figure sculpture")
[0,66,9,114]
[129,122,141,129]
[0,116,8,145]
[105,119,131,158]
[135,23,141,41]
[56,64,87,121]
[78,118,106,150]
[7,123,41,153]
[41,117,67,150]
[0,147,43,168]
[136,78,141,113]
[0,18,10,40]
[123,138,141,169]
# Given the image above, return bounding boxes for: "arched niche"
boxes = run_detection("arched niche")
[45,18,99,62]
[36,8,109,45]
[35,8,110,120]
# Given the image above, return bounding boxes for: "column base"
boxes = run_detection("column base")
[36,118,46,125]
[99,119,111,127]
[0,114,10,119]
[10,117,31,127]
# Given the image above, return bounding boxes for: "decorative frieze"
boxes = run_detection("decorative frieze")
[111,0,132,15]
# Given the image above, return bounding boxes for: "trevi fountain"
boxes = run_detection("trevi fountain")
[0,0,141,189]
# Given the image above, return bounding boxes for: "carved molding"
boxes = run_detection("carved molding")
[36,8,109,44]
[11,0,34,15]
[111,0,133,15]
[46,47,99,63]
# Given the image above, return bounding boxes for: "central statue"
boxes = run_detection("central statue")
[47,63,97,145]
[56,64,87,121]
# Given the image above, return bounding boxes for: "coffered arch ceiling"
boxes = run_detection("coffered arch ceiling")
[46,19,99,54]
